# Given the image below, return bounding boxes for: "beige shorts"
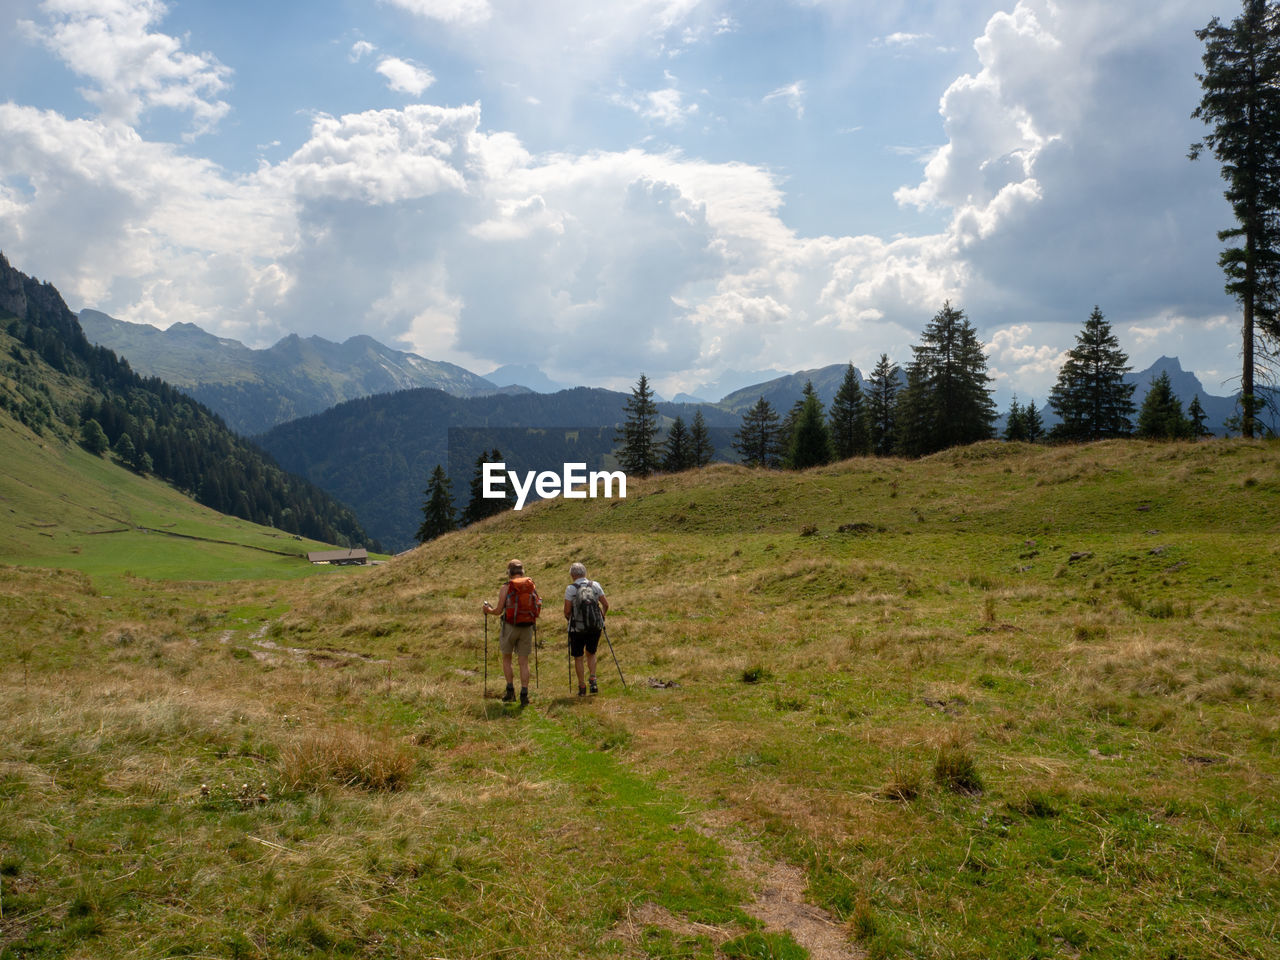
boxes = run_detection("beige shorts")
[499,621,534,658]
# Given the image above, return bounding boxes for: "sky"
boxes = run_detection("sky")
[0,0,1252,403]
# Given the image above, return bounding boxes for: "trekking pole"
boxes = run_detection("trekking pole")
[483,613,488,699]
[601,621,627,690]
[568,632,573,695]
[533,622,540,689]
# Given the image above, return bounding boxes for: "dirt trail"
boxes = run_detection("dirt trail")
[708,817,866,960]
[217,626,385,665]
[610,815,865,959]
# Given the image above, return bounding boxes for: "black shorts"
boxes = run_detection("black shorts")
[569,629,601,658]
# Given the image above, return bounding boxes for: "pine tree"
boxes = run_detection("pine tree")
[1188,395,1212,436]
[787,382,833,469]
[829,362,870,459]
[866,353,900,456]
[690,409,715,467]
[662,416,693,472]
[1192,0,1280,437]
[1137,372,1194,439]
[1023,398,1045,442]
[1004,397,1027,442]
[616,373,662,477]
[895,302,996,456]
[416,465,456,543]
[893,363,930,457]
[779,389,807,455]
[1048,306,1136,441]
[462,448,510,525]
[733,397,784,468]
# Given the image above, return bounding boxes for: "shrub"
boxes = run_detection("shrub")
[878,768,920,803]
[281,727,416,792]
[933,732,983,795]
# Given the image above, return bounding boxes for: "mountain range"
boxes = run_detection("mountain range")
[70,306,1257,550]
[78,311,1249,438]
[78,310,506,436]
[0,254,374,549]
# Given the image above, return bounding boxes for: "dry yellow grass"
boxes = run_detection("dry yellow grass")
[4,440,1280,958]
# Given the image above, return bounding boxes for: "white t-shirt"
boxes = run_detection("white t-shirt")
[564,578,605,602]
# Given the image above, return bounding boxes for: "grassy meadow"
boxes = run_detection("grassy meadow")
[2,435,1279,959]
[0,415,364,590]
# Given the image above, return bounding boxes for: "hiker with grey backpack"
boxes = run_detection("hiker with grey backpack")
[564,562,609,696]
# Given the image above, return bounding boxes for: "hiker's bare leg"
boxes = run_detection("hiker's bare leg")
[517,655,530,688]
[502,653,514,686]
[586,651,598,681]
[575,655,586,685]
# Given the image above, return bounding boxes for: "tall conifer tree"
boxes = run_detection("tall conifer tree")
[733,397,784,468]
[829,362,870,459]
[616,373,662,477]
[894,302,996,456]
[1023,398,1045,442]
[1188,395,1212,436]
[1192,0,1280,437]
[416,465,456,543]
[1137,372,1194,439]
[787,381,833,469]
[662,416,693,472]
[1048,307,1136,441]
[690,409,715,467]
[866,353,900,456]
[462,448,510,525]
[1004,397,1027,442]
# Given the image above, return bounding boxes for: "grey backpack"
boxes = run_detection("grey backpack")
[569,581,605,632]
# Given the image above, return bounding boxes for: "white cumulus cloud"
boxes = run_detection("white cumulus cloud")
[20,0,231,137]
[0,0,1248,400]
[376,57,436,96]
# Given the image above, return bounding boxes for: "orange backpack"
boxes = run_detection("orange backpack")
[503,577,542,625]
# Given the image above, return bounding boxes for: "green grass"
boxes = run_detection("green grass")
[3,438,1280,958]
[0,413,373,590]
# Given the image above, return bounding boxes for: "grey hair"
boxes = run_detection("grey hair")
[569,562,587,579]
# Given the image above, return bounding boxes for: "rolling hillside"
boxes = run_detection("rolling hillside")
[0,408,357,587]
[3,439,1277,959]
[0,253,376,550]
[256,386,742,551]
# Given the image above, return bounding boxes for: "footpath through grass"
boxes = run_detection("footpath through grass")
[2,439,1279,958]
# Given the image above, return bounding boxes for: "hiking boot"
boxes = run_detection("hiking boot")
[588,676,598,695]
[578,685,587,697]
[519,687,529,706]
[501,686,516,703]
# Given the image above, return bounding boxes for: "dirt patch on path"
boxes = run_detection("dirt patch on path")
[609,815,864,959]
[217,626,386,666]
[708,816,866,960]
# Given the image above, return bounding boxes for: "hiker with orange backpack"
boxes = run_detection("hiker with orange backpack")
[482,559,542,705]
